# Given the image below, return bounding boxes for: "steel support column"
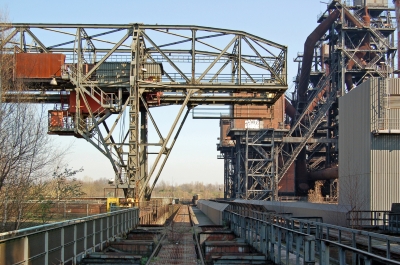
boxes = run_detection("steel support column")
[1,23,288,201]
[140,109,148,195]
[128,25,141,200]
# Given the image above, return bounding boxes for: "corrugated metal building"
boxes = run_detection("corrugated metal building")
[339,78,400,211]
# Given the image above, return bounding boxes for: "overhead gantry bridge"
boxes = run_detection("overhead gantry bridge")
[0,23,287,201]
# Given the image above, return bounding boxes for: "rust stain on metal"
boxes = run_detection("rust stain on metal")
[15,53,65,78]
[149,206,198,264]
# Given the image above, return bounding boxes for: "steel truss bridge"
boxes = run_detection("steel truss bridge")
[0,23,287,201]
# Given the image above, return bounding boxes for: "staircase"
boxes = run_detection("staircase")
[245,129,275,200]
[308,142,325,161]
[270,64,338,186]
[277,90,336,183]
[309,156,326,171]
[248,130,274,176]
[346,6,391,48]
[67,64,119,112]
[271,50,285,74]
[251,129,271,143]
[341,49,364,69]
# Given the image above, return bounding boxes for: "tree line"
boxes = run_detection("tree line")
[79,178,223,200]
[0,14,85,232]
[151,180,223,200]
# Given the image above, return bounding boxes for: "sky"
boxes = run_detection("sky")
[2,0,333,185]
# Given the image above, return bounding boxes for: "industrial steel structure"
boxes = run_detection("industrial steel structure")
[3,2,400,263]
[218,0,398,201]
[339,78,400,211]
[0,208,139,264]
[0,23,287,201]
[1,0,398,203]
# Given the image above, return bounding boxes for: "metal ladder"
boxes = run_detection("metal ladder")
[277,89,337,183]
[270,64,338,185]
[309,156,326,171]
[67,64,119,112]
[347,7,391,48]
[246,129,275,200]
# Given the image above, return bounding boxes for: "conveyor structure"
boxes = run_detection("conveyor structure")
[218,0,397,200]
[0,23,288,201]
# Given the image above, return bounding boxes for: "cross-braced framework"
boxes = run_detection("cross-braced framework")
[219,127,284,201]
[283,0,396,197]
[218,0,397,201]
[0,23,287,201]
[240,129,276,200]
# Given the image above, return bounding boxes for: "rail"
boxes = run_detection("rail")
[63,61,280,85]
[64,53,278,65]
[142,73,278,84]
[224,207,400,264]
[386,213,400,234]
[136,199,175,225]
[146,205,204,265]
[375,118,400,131]
[0,208,139,265]
[346,210,389,228]
[189,206,205,265]
[347,210,400,234]
[64,64,120,111]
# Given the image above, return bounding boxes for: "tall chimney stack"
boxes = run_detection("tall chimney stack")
[395,0,400,74]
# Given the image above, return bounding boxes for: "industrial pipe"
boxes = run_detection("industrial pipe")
[296,149,310,193]
[305,65,331,117]
[394,0,400,76]
[295,10,339,194]
[308,166,338,180]
[285,98,296,120]
[344,7,371,90]
[297,9,340,102]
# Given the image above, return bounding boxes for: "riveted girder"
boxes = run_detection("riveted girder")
[1,23,288,201]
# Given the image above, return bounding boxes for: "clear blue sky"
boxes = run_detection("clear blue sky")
[2,0,330,185]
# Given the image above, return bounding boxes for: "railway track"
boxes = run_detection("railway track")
[146,205,204,265]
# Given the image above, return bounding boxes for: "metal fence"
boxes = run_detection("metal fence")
[0,208,139,265]
[386,213,400,234]
[224,207,400,265]
[346,210,389,228]
[377,118,400,131]
[347,210,400,234]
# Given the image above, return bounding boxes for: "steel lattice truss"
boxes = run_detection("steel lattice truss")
[0,23,287,201]
[217,0,397,201]
[279,1,396,197]
[241,129,276,200]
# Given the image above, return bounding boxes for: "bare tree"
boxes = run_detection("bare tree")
[339,151,368,228]
[52,166,85,201]
[0,10,69,231]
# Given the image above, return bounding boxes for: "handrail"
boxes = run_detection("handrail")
[0,207,137,240]
[345,6,391,48]
[224,207,400,264]
[64,64,120,110]
[0,208,139,265]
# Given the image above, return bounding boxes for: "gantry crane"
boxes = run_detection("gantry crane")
[0,23,287,201]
